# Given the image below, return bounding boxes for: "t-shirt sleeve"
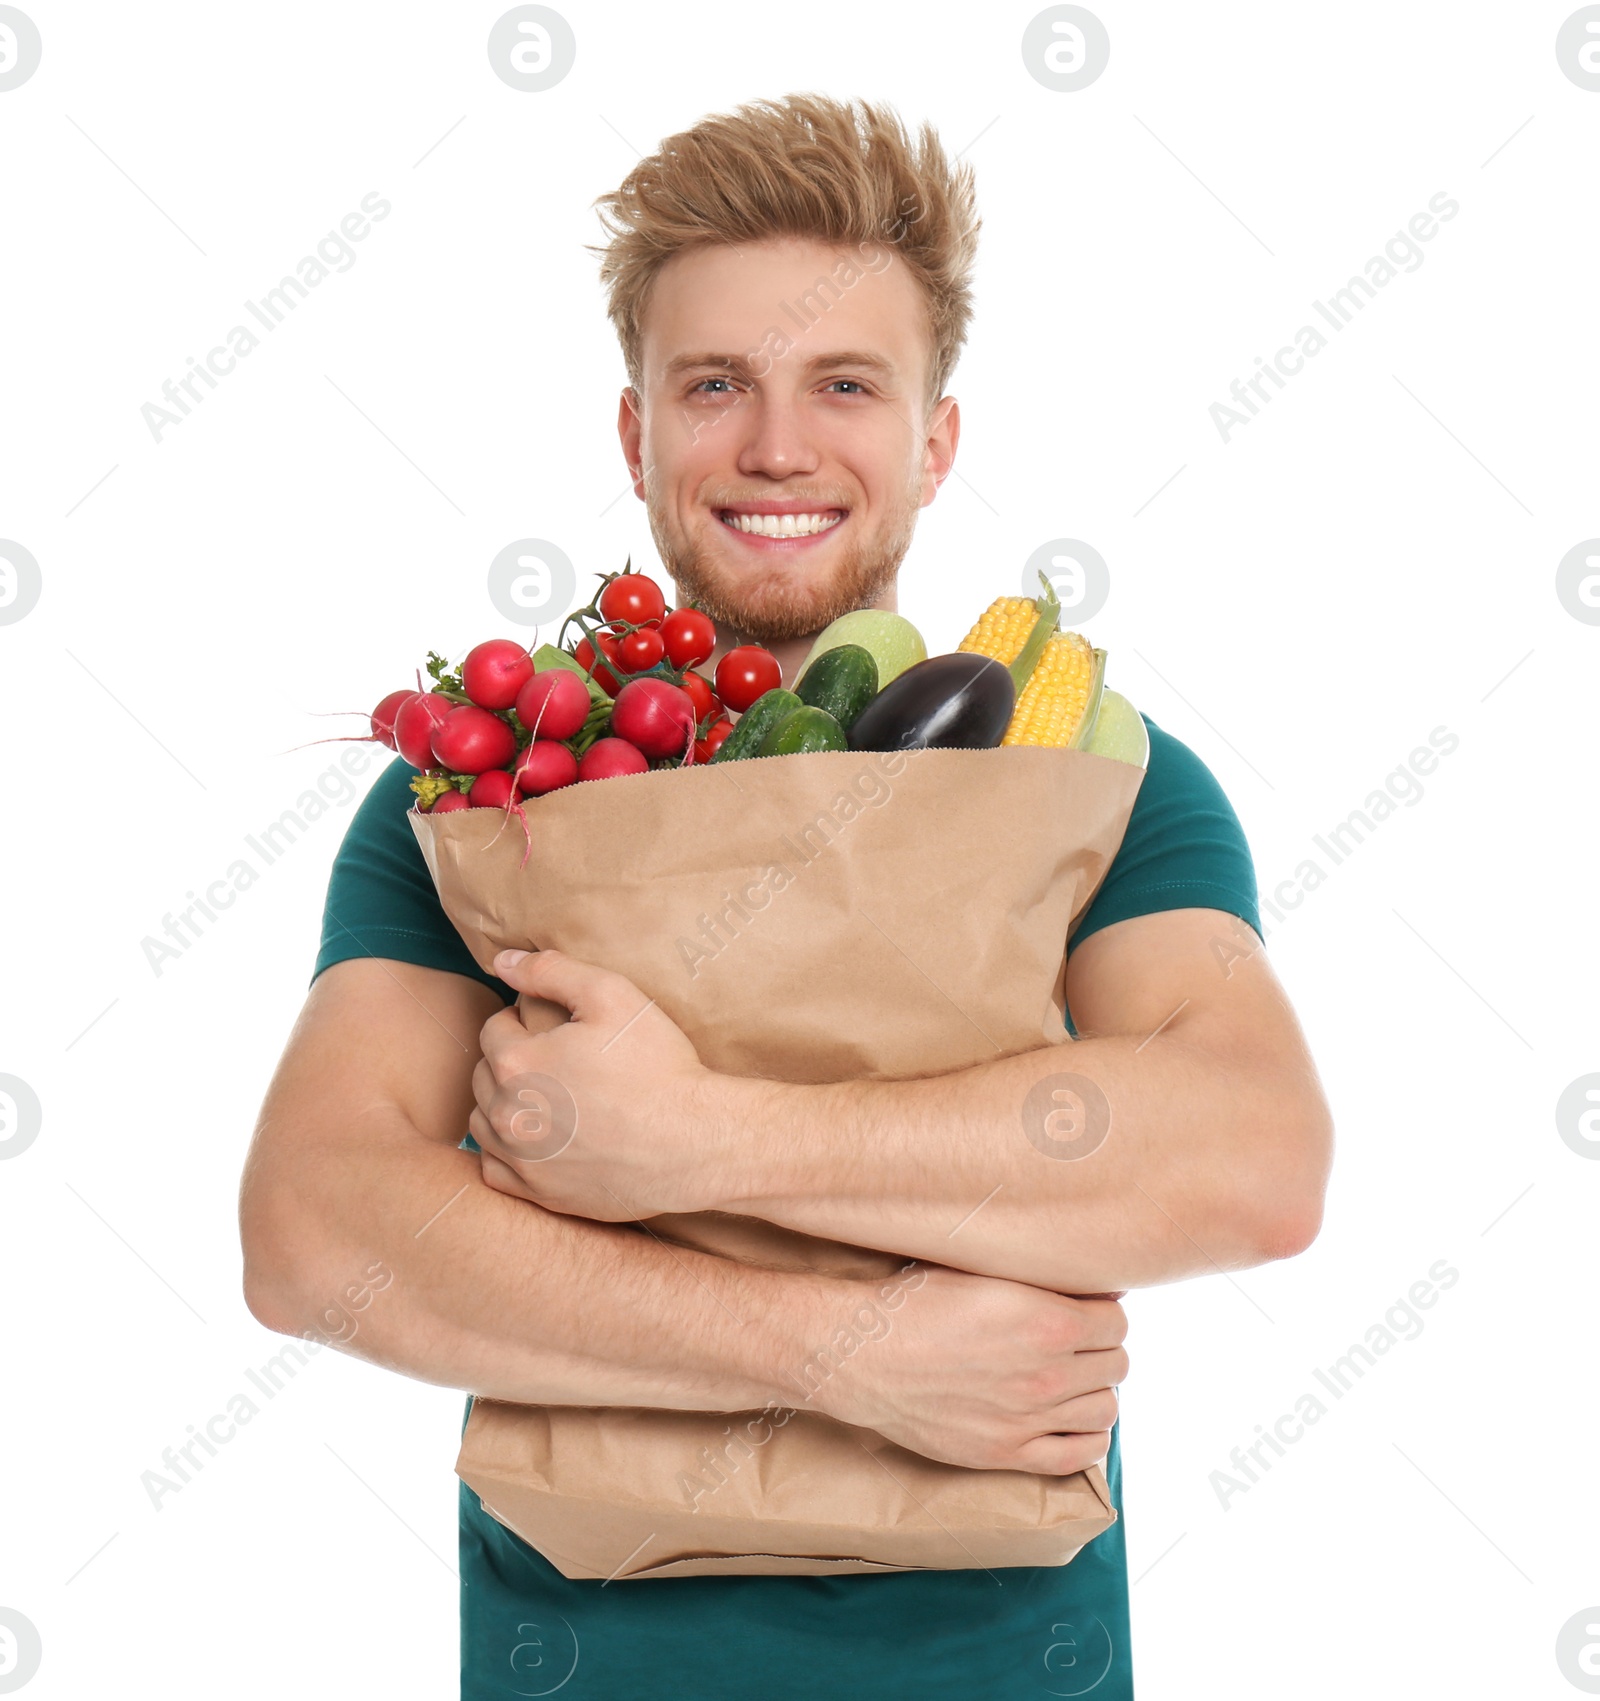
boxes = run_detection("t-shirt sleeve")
[1069,714,1262,954]
[311,754,517,1003]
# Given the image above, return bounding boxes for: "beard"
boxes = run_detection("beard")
[644,467,924,645]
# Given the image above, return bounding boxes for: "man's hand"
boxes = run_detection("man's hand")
[803,1264,1130,1475]
[469,947,714,1222]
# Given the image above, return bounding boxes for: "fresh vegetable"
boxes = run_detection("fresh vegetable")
[955,572,1104,748]
[515,668,590,741]
[715,645,783,713]
[577,738,649,781]
[794,643,878,731]
[598,572,667,629]
[574,632,624,696]
[1080,689,1149,768]
[529,643,611,702]
[515,739,579,795]
[797,609,926,687]
[758,705,847,756]
[430,704,518,774]
[846,654,1017,753]
[379,557,1127,828]
[461,639,534,711]
[661,606,716,668]
[679,670,721,726]
[609,678,697,760]
[693,716,734,763]
[618,627,666,674]
[394,692,456,769]
[468,768,519,810]
[711,687,802,762]
[371,689,417,750]
[1003,634,1105,749]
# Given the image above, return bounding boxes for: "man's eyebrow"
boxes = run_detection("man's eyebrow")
[662,349,898,379]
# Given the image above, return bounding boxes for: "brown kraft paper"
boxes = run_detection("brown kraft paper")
[409,744,1145,1580]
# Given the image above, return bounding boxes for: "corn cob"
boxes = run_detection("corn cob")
[958,574,1106,747]
[956,596,1043,669]
[1001,630,1098,746]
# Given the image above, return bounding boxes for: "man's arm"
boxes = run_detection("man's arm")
[239,959,816,1413]
[474,909,1333,1295]
[239,957,1131,1476]
[710,909,1332,1292]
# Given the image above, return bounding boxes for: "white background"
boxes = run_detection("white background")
[1,2,1596,1696]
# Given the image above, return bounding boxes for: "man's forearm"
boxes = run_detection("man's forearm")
[693,1030,1325,1294]
[242,1113,839,1414]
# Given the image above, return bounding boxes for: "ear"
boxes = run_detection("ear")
[617,387,646,497]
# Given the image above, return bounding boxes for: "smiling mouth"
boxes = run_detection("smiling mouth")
[717,508,846,540]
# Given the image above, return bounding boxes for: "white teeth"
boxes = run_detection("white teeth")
[721,510,842,538]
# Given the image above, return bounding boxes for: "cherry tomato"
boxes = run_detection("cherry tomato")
[715,645,782,713]
[693,716,734,764]
[679,670,721,726]
[617,626,666,674]
[573,632,623,696]
[660,606,716,669]
[598,572,666,628]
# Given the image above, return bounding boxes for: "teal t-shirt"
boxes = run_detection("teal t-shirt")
[312,715,1260,1700]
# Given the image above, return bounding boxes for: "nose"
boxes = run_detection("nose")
[734,390,821,482]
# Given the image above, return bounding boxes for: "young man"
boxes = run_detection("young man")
[240,94,1333,1699]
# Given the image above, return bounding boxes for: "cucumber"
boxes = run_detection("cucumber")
[711,687,802,762]
[757,705,847,757]
[794,643,878,730]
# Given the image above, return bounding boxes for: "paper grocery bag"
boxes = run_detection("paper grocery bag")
[410,745,1145,1580]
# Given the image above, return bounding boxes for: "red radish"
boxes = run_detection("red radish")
[428,789,471,813]
[514,740,579,795]
[609,678,696,761]
[515,668,590,741]
[462,640,535,711]
[371,689,418,750]
[577,737,649,781]
[468,768,518,810]
[431,704,517,774]
[395,692,456,769]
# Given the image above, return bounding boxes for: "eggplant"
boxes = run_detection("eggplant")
[846,653,1016,752]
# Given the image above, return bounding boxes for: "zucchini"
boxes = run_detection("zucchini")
[794,643,878,730]
[711,687,802,762]
[758,705,848,757]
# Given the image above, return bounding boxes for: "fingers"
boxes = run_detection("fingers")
[478,1008,535,1074]
[479,1151,542,1203]
[490,947,630,1026]
[1071,1344,1130,1394]
[1059,1294,1129,1350]
[1010,1351,1126,1423]
[1010,1429,1114,1477]
[468,1104,494,1149]
[1040,1387,1121,1435]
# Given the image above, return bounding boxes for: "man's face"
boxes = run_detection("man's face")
[618,236,960,644]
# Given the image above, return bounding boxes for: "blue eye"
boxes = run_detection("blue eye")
[693,377,735,394]
[826,380,866,394]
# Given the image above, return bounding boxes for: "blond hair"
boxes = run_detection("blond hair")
[588,93,980,415]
